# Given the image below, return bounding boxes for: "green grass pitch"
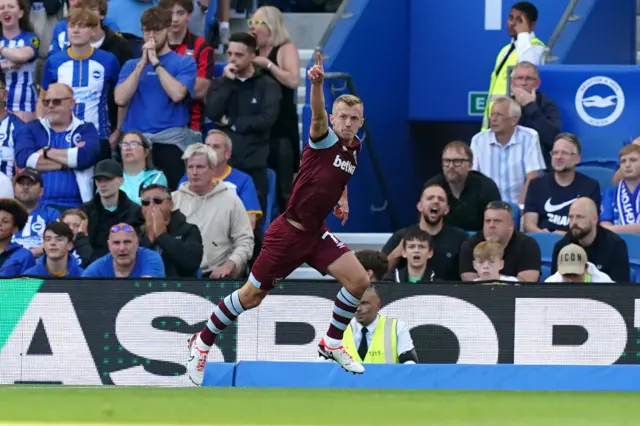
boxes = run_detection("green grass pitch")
[0,386,638,425]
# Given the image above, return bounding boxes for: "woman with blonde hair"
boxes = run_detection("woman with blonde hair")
[249,5,300,213]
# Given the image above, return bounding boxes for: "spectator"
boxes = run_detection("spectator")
[172,143,253,278]
[342,286,418,365]
[0,171,13,197]
[425,141,501,232]
[161,0,214,133]
[15,83,101,210]
[524,133,600,234]
[460,201,541,282]
[472,241,518,282]
[354,249,388,283]
[0,198,35,276]
[250,6,300,213]
[482,1,544,130]
[552,197,629,282]
[0,80,26,179]
[206,31,281,213]
[83,222,165,277]
[40,8,121,159]
[76,0,133,137]
[601,144,640,234]
[0,0,40,123]
[393,227,441,283]
[471,96,545,204]
[12,168,61,257]
[612,136,640,186]
[545,243,613,283]
[383,184,467,281]
[105,0,154,57]
[49,0,121,56]
[178,129,262,229]
[24,221,84,277]
[60,207,91,267]
[139,184,203,277]
[118,131,168,205]
[510,61,561,167]
[81,159,143,262]
[114,6,198,190]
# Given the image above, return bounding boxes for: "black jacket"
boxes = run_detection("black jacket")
[518,91,562,168]
[394,266,443,283]
[206,68,281,170]
[100,26,133,132]
[81,191,144,262]
[139,210,203,278]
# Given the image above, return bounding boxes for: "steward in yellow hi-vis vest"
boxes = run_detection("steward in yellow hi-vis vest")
[343,315,399,364]
[482,2,545,130]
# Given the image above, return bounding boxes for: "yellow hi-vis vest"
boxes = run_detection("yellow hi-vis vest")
[343,316,399,364]
[482,37,545,130]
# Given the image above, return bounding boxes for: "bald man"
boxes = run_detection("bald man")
[551,197,629,282]
[15,83,101,211]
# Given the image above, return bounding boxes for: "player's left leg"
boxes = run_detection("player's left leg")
[308,233,370,374]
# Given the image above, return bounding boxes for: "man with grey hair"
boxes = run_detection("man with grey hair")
[172,142,254,278]
[510,61,561,167]
[177,129,262,229]
[470,96,545,205]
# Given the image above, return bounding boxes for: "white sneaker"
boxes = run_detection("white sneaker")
[317,338,365,374]
[186,332,209,386]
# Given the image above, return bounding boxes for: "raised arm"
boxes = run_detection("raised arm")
[308,51,328,140]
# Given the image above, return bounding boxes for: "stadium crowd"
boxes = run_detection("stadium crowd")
[0,0,635,285]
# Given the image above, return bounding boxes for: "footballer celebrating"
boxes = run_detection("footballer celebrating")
[186,52,370,384]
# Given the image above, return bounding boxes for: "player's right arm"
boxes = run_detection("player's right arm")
[308,51,329,141]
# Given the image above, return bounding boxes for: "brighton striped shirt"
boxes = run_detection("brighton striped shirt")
[0,113,25,178]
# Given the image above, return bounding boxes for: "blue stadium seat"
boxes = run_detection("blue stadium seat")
[576,166,615,193]
[578,135,630,169]
[507,201,520,229]
[264,169,277,233]
[619,233,640,262]
[527,232,563,266]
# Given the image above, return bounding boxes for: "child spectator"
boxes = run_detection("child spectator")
[24,222,84,277]
[472,241,518,282]
[393,227,440,283]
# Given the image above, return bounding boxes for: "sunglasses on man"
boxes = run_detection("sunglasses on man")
[141,196,169,207]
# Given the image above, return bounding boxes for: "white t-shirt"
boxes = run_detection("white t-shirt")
[0,171,13,198]
[474,275,519,282]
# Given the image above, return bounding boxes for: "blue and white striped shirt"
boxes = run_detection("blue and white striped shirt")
[470,125,546,204]
[0,32,39,113]
[0,113,25,178]
[43,48,121,139]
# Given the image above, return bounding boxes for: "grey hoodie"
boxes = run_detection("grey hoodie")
[172,181,254,273]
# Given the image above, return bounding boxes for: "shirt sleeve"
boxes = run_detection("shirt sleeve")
[381,230,404,254]
[108,53,121,87]
[82,258,105,277]
[23,33,40,61]
[140,250,166,277]
[524,131,546,173]
[309,128,338,149]
[458,239,476,274]
[396,320,415,355]
[514,32,545,65]
[196,43,214,79]
[469,134,480,171]
[40,58,54,91]
[174,55,197,97]
[239,177,262,217]
[600,187,615,222]
[117,60,136,86]
[518,236,542,273]
[609,239,630,282]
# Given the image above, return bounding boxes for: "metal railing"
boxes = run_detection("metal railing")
[542,0,581,64]
[315,0,352,52]
[320,72,400,230]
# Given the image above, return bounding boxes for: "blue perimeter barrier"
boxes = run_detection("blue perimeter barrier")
[202,362,640,392]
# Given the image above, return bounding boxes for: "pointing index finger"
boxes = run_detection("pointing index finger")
[316,51,323,67]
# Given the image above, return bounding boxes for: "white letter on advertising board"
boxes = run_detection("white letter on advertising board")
[111,292,224,386]
[0,293,101,385]
[382,295,499,364]
[514,298,627,365]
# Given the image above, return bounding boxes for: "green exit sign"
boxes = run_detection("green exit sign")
[468,92,488,116]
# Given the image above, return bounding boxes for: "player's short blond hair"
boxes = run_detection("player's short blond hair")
[473,241,505,261]
[332,94,363,111]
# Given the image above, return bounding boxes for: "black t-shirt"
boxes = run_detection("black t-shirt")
[382,224,468,281]
[425,172,501,232]
[524,172,601,232]
[459,231,542,279]
[551,226,630,282]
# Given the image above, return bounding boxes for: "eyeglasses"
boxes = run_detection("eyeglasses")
[141,196,168,206]
[550,150,577,157]
[42,97,71,107]
[442,158,469,167]
[110,224,135,233]
[247,19,266,26]
[120,141,142,150]
[486,200,513,213]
